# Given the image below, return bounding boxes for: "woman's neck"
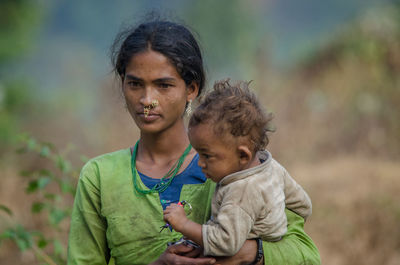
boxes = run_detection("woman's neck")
[138,122,190,164]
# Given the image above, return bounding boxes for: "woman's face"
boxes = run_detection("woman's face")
[122,50,198,134]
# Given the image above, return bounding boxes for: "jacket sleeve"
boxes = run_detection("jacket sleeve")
[202,203,253,256]
[282,168,312,220]
[67,162,110,265]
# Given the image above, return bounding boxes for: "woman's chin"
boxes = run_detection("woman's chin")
[139,124,163,134]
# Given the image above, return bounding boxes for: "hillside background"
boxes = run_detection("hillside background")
[1,0,399,264]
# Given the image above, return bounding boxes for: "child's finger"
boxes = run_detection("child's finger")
[165,204,177,211]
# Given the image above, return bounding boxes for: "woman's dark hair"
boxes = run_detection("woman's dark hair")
[189,79,275,152]
[111,20,205,95]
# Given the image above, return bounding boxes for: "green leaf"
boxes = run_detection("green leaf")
[39,169,54,179]
[0,229,16,240]
[42,141,55,150]
[30,231,47,249]
[49,209,67,225]
[53,239,65,256]
[27,138,37,151]
[31,202,45,213]
[14,225,33,251]
[60,180,74,194]
[44,193,56,201]
[39,145,50,157]
[37,238,47,248]
[56,155,71,173]
[0,204,13,216]
[26,180,39,193]
[16,238,30,251]
[38,177,51,189]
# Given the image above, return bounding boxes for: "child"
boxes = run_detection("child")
[163,79,312,258]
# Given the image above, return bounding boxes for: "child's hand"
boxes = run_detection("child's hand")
[163,203,189,232]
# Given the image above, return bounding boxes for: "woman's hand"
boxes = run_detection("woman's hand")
[150,243,216,265]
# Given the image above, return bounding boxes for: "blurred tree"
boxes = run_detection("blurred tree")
[297,2,400,157]
[0,0,42,63]
[181,0,266,82]
[0,0,43,152]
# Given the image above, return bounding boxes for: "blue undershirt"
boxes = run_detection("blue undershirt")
[138,154,206,210]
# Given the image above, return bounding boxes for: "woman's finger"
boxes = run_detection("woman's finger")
[167,244,215,264]
[182,245,202,258]
[171,255,216,265]
[169,242,194,254]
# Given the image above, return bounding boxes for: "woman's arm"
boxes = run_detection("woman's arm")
[67,163,110,265]
[213,239,261,265]
[150,240,261,265]
[262,209,321,265]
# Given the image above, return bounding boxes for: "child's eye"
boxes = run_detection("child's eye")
[202,153,211,159]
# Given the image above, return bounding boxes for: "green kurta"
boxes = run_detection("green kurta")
[67,148,320,265]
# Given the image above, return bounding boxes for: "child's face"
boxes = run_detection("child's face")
[188,123,243,183]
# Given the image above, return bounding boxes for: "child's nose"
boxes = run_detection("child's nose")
[197,159,206,169]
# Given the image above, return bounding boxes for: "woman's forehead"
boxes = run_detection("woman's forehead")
[125,50,180,80]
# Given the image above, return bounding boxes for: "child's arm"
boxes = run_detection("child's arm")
[282,168,312,220]
[163,203,203,247]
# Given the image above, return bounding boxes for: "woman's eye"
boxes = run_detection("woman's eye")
[127,81,141,88]
[159,83,172,89]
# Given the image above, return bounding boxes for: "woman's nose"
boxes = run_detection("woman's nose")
[140,87,156,106]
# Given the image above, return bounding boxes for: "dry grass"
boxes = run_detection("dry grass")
[293,156,400,265]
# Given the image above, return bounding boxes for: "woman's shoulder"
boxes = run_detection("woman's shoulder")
[80,148,131,178]
[86,148,131,165]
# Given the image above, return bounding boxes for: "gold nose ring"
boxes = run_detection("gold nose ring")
[151,100,159,108]
[144,100,159,117]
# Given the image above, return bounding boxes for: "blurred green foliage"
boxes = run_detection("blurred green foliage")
[0,134,79,264]
[182,0,262,78]
[0,0,42,151]
[0,0,42,64]
[0,81,30,148]
[297,3,400,156]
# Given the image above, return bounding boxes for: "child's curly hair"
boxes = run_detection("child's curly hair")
[189,79,275,152]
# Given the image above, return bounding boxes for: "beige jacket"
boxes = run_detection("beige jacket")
[202,151,312,256]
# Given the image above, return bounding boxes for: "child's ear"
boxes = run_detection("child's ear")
[237,145,253,166]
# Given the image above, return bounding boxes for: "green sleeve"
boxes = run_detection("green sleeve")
[67,162,110,265]
[262,209,321,265]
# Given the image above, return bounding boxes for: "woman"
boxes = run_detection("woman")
[67,19,321,265]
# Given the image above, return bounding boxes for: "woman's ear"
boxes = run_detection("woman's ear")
[237,145,253,167]
[187,81,199,101]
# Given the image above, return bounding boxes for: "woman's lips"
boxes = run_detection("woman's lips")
[138,112,160,122]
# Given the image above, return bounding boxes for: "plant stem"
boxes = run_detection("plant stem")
[32,244,58,265]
